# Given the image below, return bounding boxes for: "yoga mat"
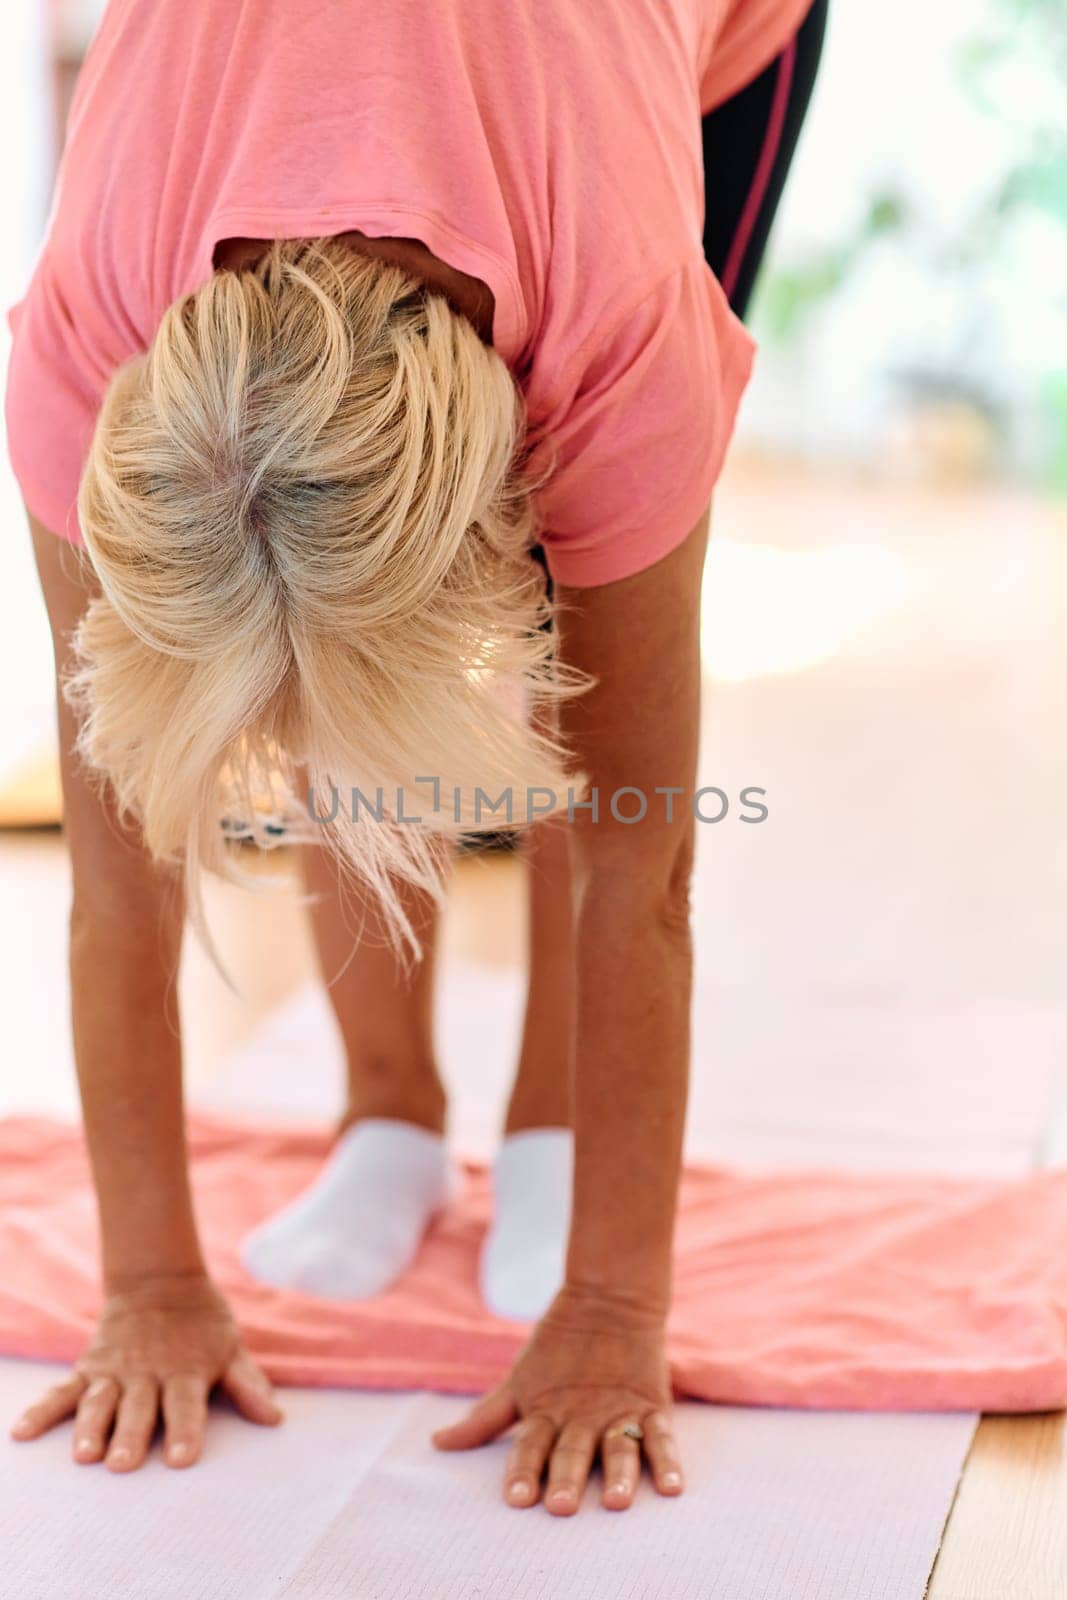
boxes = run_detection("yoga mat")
[2,1112,1067,1411]
[0,1359,975,1600]
[201,976,1067,1173]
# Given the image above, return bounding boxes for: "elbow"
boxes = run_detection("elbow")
[570,813,695,941]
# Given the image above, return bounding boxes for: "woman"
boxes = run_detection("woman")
[5,0,825,1513]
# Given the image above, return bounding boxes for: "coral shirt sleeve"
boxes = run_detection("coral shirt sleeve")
[526,256,755,589]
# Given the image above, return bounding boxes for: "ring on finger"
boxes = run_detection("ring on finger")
[603,1421,644,1442]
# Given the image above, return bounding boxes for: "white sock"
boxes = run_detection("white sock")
[240,1118,455,1301]
[480,1128,573,1321]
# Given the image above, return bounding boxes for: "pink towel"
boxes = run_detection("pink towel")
[1,1112,1066,1412]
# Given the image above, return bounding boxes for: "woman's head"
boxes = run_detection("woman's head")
[67,236,579,955]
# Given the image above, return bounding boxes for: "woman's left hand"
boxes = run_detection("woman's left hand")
[431,1284,682,1514]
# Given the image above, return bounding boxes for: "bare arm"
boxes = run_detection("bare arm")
[11,512,279,1470]
[556,509,708,1316]
[29,511,204,1289]
[433,511,709,1512]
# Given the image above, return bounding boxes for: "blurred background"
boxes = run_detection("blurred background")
[0,0,1065,1172]
[1,10,1065,1587]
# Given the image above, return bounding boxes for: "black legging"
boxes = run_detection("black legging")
[701,0,829,321]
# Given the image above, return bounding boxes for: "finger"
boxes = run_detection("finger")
[71,1375,120,1464]
[600,1419,644,1510]
[11,1375,88,1441]
[544,1420,598,1517]
[219,1351,283,1426]
[431,1385,517,1452]
[106,1376,159,1473]
[162,1374,209,1468]
[501,1412,556,1508]
[641,1408,685,1496]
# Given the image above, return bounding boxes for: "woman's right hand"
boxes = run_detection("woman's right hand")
[9,1272,282,1471]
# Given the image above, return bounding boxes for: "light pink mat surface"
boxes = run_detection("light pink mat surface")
[202,977,1067,1174]
[2,1111,1067,1411]
[0,1359,975,1600]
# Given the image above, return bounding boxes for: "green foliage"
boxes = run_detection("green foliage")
[1040,373,1067,492]
[755,0,1065,343]
[755,190,908,345]
[751,0,1066,487]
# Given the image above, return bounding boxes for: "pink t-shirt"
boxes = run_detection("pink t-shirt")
[5,0,810,586]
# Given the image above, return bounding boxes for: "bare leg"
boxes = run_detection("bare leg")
[239,844,454,1299]
[482,808,577,1319]
[302,841,449,1137]
[505,815,576,1134]
[304,805,576,1138]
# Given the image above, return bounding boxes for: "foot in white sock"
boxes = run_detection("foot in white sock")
[241,1118,456,1301]
[480,1128,573,1321]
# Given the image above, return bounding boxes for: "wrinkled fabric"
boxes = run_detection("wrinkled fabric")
[1,1112,1065,1412]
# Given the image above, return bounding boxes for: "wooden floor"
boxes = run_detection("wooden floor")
[1,460,1065,1594]
[929,1414,1067,1598]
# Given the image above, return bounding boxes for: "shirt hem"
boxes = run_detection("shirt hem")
[7,455,84,547]
[540,265,756,590]
[540,452,722,590]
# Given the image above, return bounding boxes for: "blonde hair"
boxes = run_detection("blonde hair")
[66,236,583,961]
